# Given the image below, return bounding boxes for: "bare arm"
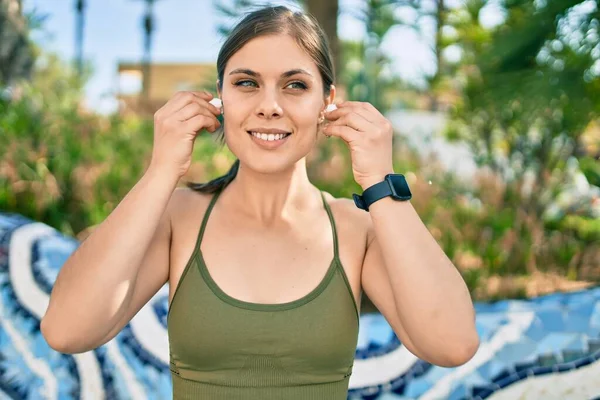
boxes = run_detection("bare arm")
[41,166,178,353]
[40,90,221,354]
[362,194,479,367]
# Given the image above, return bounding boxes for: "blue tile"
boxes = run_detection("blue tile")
[573,355,594,368]
[420,364,453,384]
[403,379,433,398]
[553,362,574,372]
[476,360,507,381]
[490,367,512,383]
[588,339,600,353]
[590,303,600,328]
[515,368,532,380]
[471,384,497,398]
[496,339,538,364]
[513,360,537,373]
[374,393,408,400]
[563,336,588,352]
[447,384,468,400]
[537,353,560,367]
[496,372,522,389]
[535,309,567,332]
[535,332,579,354]
[367,320,395,346]
[523,317,549,341]
[460,371,489,388]
[563,302,595,331]
[532,365,554,376]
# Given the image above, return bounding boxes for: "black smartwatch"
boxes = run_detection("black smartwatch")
[352,173,412,211]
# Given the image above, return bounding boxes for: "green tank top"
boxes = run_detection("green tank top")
[167,188,360,399]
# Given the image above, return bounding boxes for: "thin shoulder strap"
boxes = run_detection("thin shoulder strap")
[196,188,224,250]
[320,191,340,261]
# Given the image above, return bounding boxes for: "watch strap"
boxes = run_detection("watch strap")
[352,180,392,212]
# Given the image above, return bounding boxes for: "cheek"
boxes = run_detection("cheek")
[222,105,248,129]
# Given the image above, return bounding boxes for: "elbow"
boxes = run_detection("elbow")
[439,334,480,367]
[41,317,92,354]
[41,317,73,354]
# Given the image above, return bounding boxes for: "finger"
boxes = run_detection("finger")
[157,92,199,116]
[182,113,221,134]
[340,101,384,119]
[189,92,222,115]
[189,91,214,101]
[161,91,217,116]
[175,102,218,121]
[322,124,360,143]
[328,111,372,133]
[325,103,375,124]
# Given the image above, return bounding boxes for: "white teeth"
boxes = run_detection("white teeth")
[250,132,289,141]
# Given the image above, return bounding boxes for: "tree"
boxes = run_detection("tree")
[132,0,161,102]
[447,0,600,272]
[305,0,340,78]
[74,0,86,78]
[0,0,36,88]
[340,0,411,110]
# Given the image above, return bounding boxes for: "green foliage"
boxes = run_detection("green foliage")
[0,52,226,236]
[580,156,600,187]
[448,0,599,220]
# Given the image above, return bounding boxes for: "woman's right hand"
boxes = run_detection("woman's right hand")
[149,91,222,178]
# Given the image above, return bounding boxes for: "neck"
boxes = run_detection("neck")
[223,158,321,225]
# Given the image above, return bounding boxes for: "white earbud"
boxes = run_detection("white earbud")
[209,98,222,108]
[325,103,337,113]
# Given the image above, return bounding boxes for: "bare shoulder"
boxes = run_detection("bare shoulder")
[320,190,372,242]
[167,186,214,224]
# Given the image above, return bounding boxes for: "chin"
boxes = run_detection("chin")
[239,154,303,176]
[226,130,312,174]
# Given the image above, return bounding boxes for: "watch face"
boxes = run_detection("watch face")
[386,174,412,200]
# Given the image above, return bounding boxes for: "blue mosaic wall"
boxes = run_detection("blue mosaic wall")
[1,213,599,399]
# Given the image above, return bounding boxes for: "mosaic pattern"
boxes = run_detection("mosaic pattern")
[0,212,599,399]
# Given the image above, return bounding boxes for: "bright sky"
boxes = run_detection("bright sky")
[24,0,502,114]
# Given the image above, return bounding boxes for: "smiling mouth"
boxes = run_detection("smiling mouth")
[247,131,292,141]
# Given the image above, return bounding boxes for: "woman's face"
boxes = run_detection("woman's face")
[219,34,335,174]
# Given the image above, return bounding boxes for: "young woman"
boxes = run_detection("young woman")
[41,5,479,399]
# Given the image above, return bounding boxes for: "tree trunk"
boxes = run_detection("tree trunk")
[429,0,445,111]
[305,0,340,80]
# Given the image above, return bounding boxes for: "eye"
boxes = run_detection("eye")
[287,81,308,90]
[234,79,257,88]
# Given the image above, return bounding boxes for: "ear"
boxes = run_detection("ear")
[318,84,336,124]
[215,79,222,99]
[326,84,336,107]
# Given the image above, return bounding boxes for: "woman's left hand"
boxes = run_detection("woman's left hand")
[323,101,394,190]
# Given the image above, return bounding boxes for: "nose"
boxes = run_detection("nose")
[255,89,283,119]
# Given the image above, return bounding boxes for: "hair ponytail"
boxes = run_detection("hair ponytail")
[186,159,239,194]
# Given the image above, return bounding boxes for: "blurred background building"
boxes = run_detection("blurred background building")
[116,61,216,115]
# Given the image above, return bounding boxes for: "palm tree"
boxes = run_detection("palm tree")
[74,0,86,78]
[133,0,160,101]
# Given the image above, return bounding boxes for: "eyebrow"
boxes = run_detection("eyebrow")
[228,68,313,78]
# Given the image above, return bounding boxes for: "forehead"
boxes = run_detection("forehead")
[225,34,320,76]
